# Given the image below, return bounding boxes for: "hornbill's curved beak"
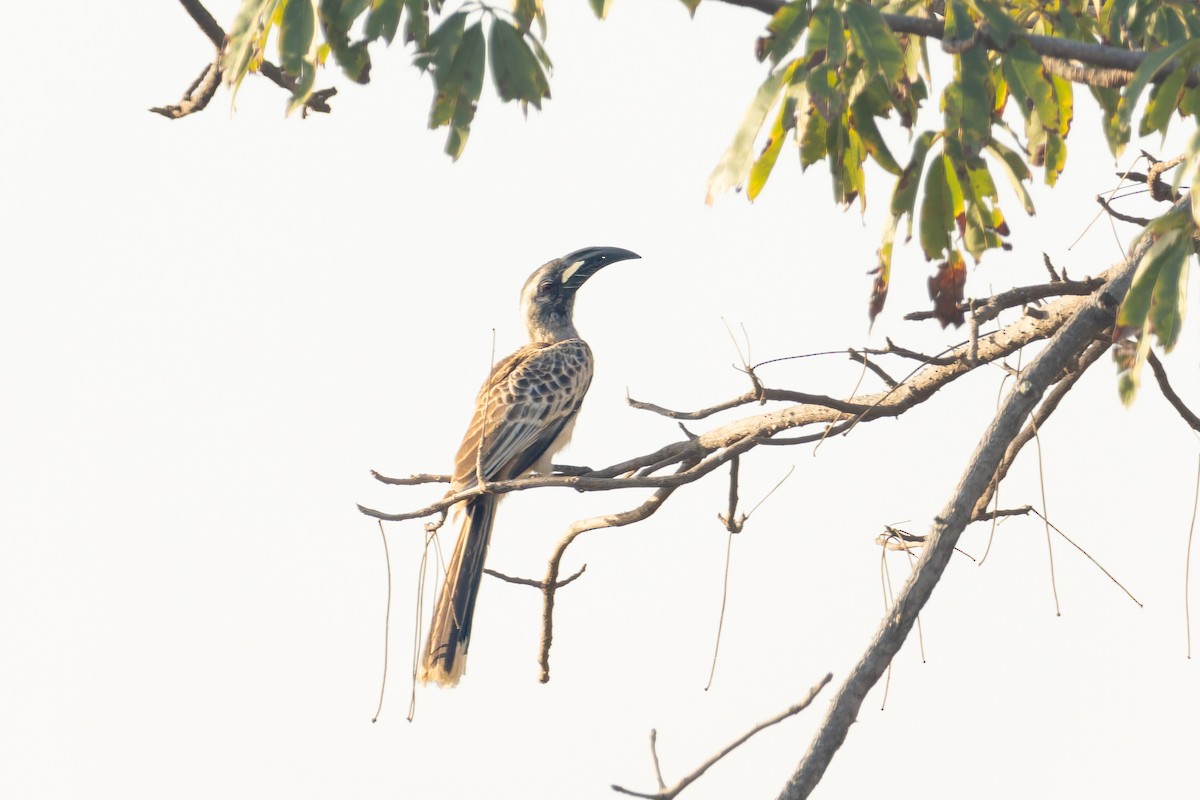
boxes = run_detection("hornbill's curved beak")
[559,246,641,291]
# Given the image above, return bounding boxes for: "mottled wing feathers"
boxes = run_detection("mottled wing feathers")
[452,339,594,489]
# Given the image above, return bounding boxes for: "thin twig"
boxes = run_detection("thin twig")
[1029,509,1142,608]
[1096,195,1152,227]
[1031,422,1063,617]
[1147,350,1200,432]
[482,564,587,590]
[1187,455,1199,659]
[611,673,834,800]
[372,522,392,724]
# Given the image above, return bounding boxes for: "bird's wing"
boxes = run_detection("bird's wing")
[452,339,594,488]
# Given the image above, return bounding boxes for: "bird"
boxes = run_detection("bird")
[420,245,641,687]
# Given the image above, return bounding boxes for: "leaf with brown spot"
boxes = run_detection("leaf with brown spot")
[927,251,967,328]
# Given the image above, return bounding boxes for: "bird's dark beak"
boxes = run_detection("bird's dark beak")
[558,246,641,292]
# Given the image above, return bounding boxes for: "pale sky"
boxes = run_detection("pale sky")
[3,2,1198,798]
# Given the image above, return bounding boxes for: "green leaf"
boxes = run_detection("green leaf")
[919,151,954,260]
[942,0,973,42]
[985,140,1035,215]
[403,0,429,48]
[758,2,810,65]
[749,82,806,200]
[1141,63,1187,137]
[1050,72,1072,136]
[966,0,1017,46]
[1118,215,1188,331]
[223,0,283,96]
[488,19,551,109]
[830,122,868,209]
[706,60,799,203]
[807,63,843,122]
[1001,40,1057,130]
[1116,331,1152,406]
[427,21,486,160]
[364,0,403,44]
[416,10,466,74]
[800,105,828,168]
[1042,129,1065,186]
[279,0,316,76]
[955,46,992,157]
[1148,232,1191,352]
[806,2,846,67]
[322,0,368,30]
[850,92,901,175]
[320,0,372,82]
[1090,85,1127,157]
[1117,38,1190,137]
[891,130,939,241]
[588,0,614,20]
[678,0,702,17]
[842,0,904,82]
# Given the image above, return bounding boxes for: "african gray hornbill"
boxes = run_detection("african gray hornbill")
[420,246,641,687]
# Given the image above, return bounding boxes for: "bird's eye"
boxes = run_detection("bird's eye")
[538,280,554,295]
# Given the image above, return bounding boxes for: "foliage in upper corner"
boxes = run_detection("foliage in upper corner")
[706,0,1200,326]
[220,0,553,158]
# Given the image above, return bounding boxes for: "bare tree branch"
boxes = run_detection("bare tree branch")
[972,337,1112,518]
[775,221,1158,800]
[1147,350,1200,433]
[715,0,1187,89]
[150,56,222,119]
[484,563,587,590]
[612,673,834,800]
[903,277,1103,323]
[539,459,707,683]
[360,269,1128,529]
[1096,195,1152,227]
[155,0,336,119]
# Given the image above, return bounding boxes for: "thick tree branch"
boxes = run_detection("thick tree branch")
[715,0,1182,89]
[972,337,1111,518]
[775,224,1159,800]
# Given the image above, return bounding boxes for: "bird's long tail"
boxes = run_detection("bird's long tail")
[419,495,498,687]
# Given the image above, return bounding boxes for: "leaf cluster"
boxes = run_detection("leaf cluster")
[707,0,1200,332]
[220,0,553,157]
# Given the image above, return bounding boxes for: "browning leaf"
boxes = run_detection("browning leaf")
[927,251,967,327]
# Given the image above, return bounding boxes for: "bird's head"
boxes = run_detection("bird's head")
[520,246,641,343]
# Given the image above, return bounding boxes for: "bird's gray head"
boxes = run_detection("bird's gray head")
[519,246,641,343]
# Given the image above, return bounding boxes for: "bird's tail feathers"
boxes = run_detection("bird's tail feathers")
[419,494,497,687]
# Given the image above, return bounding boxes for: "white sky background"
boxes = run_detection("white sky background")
[3,1,1198,798]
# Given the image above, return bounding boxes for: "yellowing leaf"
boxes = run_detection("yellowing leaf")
[706,60,800,203]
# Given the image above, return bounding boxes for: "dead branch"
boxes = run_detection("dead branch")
[904,276,1103,323]
[972,338,1110,518]
[484,564,587,590]
[611,673,834,800]
[847,349,899,388]
[155,0,335,119]
[539,458,708,683]
[1147,350,1200,432]
[628,386,873,421]
[150,56,222,119]
[776,216,1158,800]
[1096,195,1152,227]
